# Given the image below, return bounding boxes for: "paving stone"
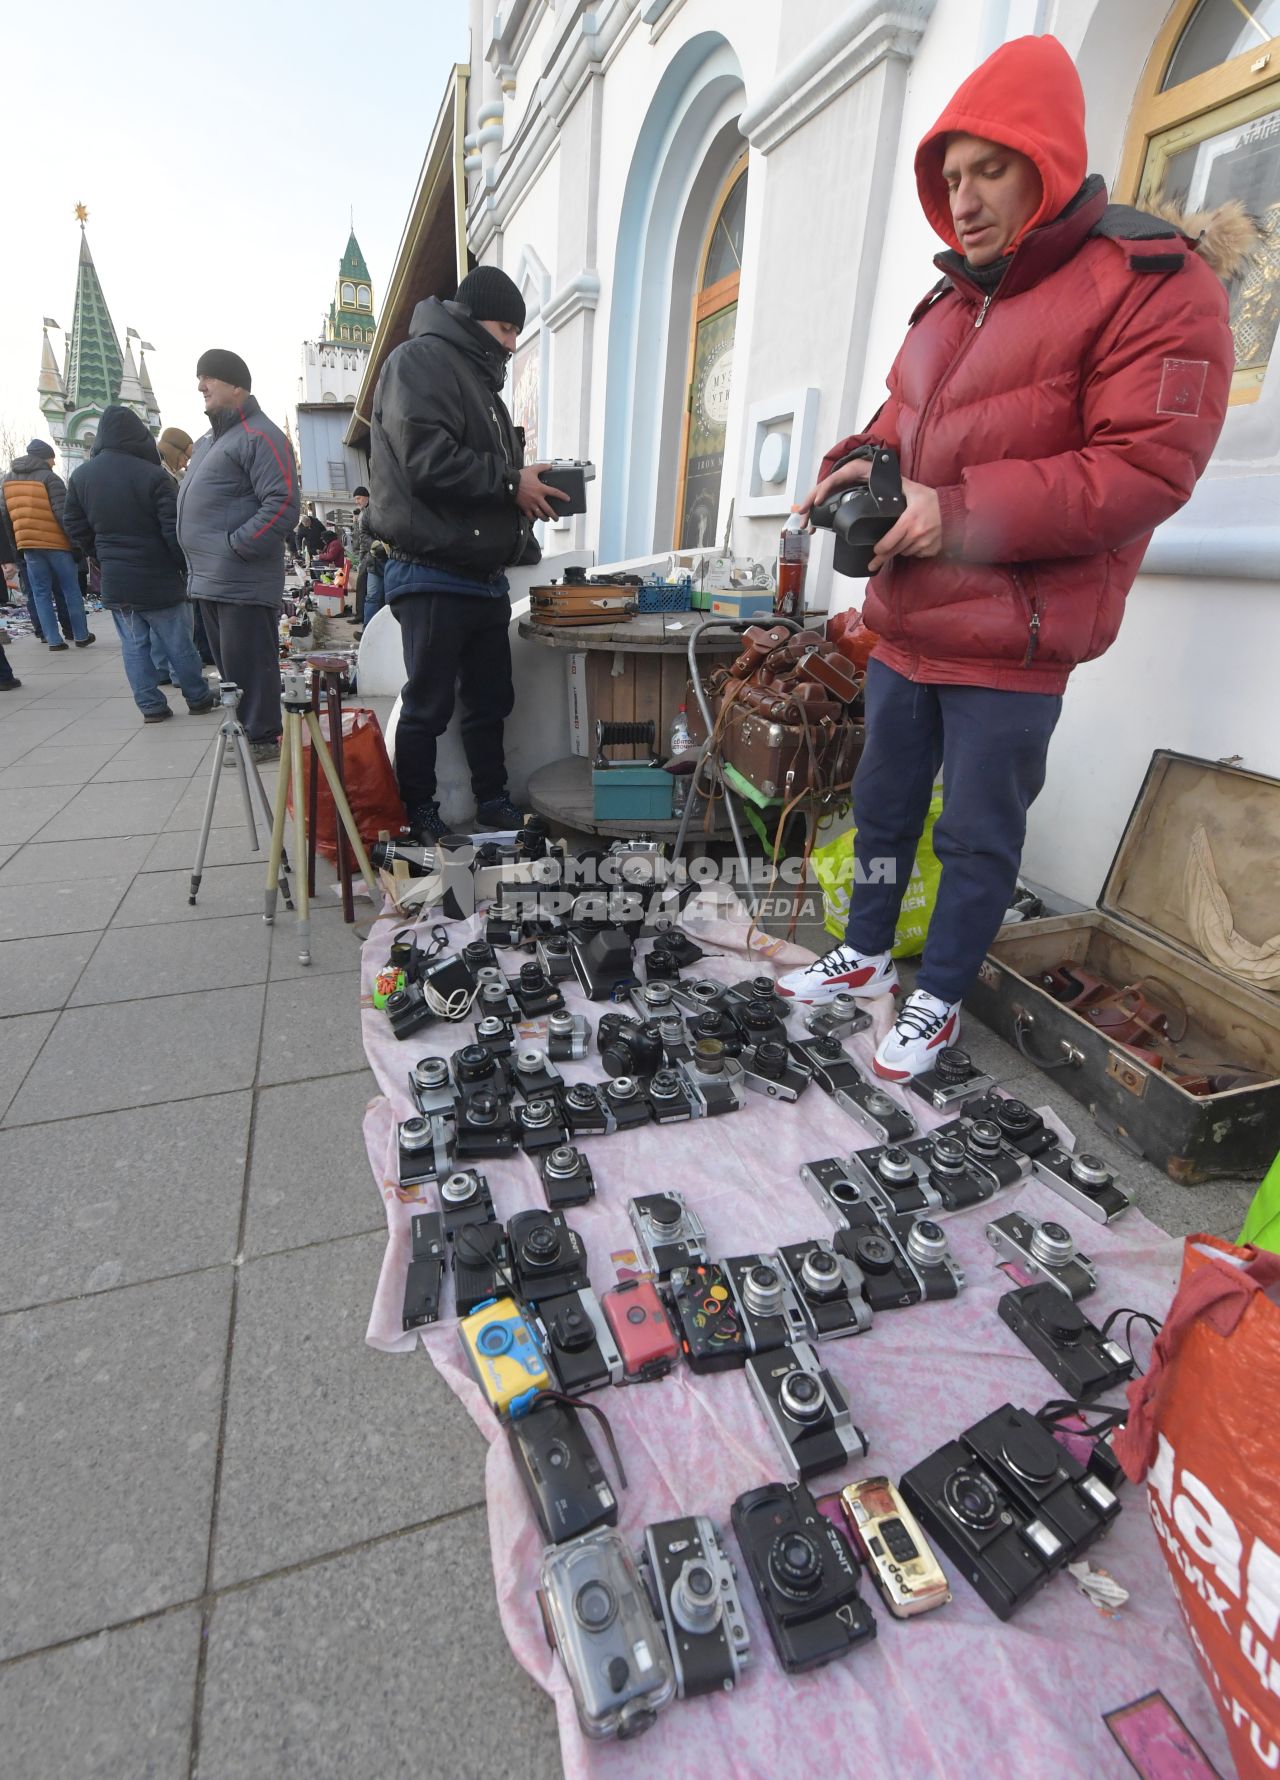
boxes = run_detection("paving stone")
[0,1011,57,1120]
[0,784,77,844]
[92,747,208,783]
[0,1268,231,1658]
[198,1513,562,1780]
[212,1235,484,1586]
[0,875,131,941]
[243,1071,382,1257]
[71,913,270,1005]
[0,1608,200,1780]
[143,826,278,872]
[0,834,157,887]
[164,775,280,832]
[0,712,88,750]
[257,972,366,1086]
[36,780,187,842]
[0,930,99,1016]
[267,903,367,980]
[0,744,126,788]
[0,1091,251,1312]
[4,984,264,1126]
[109,864,274,929]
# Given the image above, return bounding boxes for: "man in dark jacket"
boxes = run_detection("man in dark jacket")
[778,34,1232,1080]
[176,350,299,759]
[63,408,217,723]
[369,266,568,841]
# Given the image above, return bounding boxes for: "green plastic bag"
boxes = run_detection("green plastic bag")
[812,790,943,958]
[1240,1150,1280,1255]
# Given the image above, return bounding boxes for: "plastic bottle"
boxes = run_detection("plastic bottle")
[775,507,809,618]
[669,704,693,813]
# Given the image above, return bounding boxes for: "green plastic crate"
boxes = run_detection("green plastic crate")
[592,766,673,821]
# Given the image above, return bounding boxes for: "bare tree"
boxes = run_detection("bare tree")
[0,418,30,470]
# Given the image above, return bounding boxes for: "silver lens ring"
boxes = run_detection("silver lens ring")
[779,1369,827,1423]
[1030,1221,1076,1268]
[906,1219,949,1267]
[412,1056,449,1089]
[877,1148,916,1184]
[1071,1154,1113,1187]
[741,1263,783,1319]
[400,1117,433,1153]
[442,1172,477,1205]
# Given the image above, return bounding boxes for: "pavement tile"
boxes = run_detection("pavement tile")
[164,774,281,832]
[71,913,270,1006]
[0,930,99,1016]
[0,875,131,941]
[211,1235,484,1587]
[0,1011,57,1121]
[0,1608,200,1780]
[3,984,264,1127]
[198,1514,562,1780]
[243,1071,382,1257]
[0,843,15,871]
[257,972,366,1086]
[0,784,77,844]
[36,779,188,843]
[109,863,273,929]
[0,713,88,749]
[0,1268,231,1659]
[0,834,157,886]
[92,747,209,783]
[0,1091,251,1312]
[143,826,278,872]
[37,716,147,749]
[267,903,367,980]
[0,744,127,788]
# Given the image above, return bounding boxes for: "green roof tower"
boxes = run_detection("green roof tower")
[326,227,377,344]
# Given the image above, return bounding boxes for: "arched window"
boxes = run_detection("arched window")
[341,281,356,306]
[1120,0,1280,402]
[357,285,371,309]
[675,158,748,547]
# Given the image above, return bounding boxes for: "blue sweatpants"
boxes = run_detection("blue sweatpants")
[844,657,1062,1005]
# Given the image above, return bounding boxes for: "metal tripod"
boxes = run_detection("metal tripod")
[189,681,293,910]
[264,661,381,965]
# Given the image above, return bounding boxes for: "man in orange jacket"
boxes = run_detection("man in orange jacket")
[778,35,1231,1079]
[1,440,95,651]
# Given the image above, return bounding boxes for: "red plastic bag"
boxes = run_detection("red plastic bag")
[1113,1234,1280,1777]
[287,706,405,864]
[826,605,879,671]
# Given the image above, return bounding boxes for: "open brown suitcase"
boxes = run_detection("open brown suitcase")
[719,701,863,801]
[964,751,1280,1184]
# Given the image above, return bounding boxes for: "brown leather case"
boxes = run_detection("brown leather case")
[720,701,860,800]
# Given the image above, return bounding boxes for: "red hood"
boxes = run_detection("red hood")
[914,34,1087,253]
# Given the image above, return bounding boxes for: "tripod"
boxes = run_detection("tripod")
[189,681,293,911]
[264,660,381,965]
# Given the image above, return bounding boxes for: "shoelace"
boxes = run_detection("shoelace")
[895,996,949,1041]
[809,948,856,978]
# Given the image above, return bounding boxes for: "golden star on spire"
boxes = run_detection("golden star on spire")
[74,202,88,224]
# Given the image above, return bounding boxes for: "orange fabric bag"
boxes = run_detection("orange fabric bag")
[288,706,405,863]
[1113,1235,1280,1778]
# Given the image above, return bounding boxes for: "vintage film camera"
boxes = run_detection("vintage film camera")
[809,443,907,577]
[961,1403,1120,1563]
[596,1014,665,1079]
[961,1091,1058,1160]
[746,1341,868,1481]
[790,1036,917,1144]
[628,1192,710,1278]
[545,1011,590,1061]
[538,1530,676,1741]
[438,1168,495,1237]
[678,1040,744,1117]
[986,1212,1097,1301]
[723,1253,808,1354]
[667,1264,748,1373]
[1030,1144,1134,1225]
[540,458,597,514]
[997,1284,1136,1400]
[833,1205,965,1312]
[645,1066,697,1123]
[906,1045,994,1111]
[777,1239,873,1340]
[563,1081,613,1139]
[600,1074,653,1132]
[538,1289,623,1393]
[511,961,566,1019]
[459,1295,552,1417]
[454,1085,519,1160]
[837,1476,952,1619]
[540,1143,596,1211]
[510,1046,563,1102]
[508,1209,590,1305]
[516,1096,570,1155]
[640,1516,751,1698]
[509,1398,620,1544]
[451,1219,512,1317]
[805,993,872,1043]
[844,1143,941,1217]
[739,1040,812,1103]
[402,1211,445,1331]
[731,1481,876,1673]
[408,1054,456,1118]
[397,1113,452,1189]
[600,1279,680,1382]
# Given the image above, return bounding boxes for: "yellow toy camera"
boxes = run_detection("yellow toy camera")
[460,1296,551,1417]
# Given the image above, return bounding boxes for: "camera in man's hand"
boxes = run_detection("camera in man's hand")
[810,446,906,576]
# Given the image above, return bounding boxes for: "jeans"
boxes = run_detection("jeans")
[24,550,88,645]
[845,658,1062,1006]
[111,604,212,714]
[392,589,514,808]
[149,602,196,679]
[363,561,386,625]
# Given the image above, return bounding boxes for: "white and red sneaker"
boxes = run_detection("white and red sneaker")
[872,989,961,1080]
[775,944,899,1006]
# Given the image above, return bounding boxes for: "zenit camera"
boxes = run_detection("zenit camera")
[509,1209,590,1305]
[731,1481,876,1673]
[667,1263,747,1373]
[597,1014,665,1079]
[509,1398,620,1544]
[739,1040,812,1103]
[538,1288,622,1393]
[640,1516,751,1698]
[451,1219,512,1316]
[746,1341,868,1481]
[838,1476,951,1619]
[961,1403,1120,1564]
[790,1036,917,1144]
[809,443,907,577]
[1031,1144,1134,1225]
[778,1239,872,1340]
[986,1211,1097,1301]
[723,1253,808,1354]
[899,1439,1065,1621]
[538,1530,676,1741]
[998,1283,1136,1400]
[628,1192,709,1279]
[459,1294,552,1417]
[540,1143,596,1211]
[600,1278,679,1382]
[906,1045,993,1111]
[645,1067,696,1123]
[438,1167,496,1237]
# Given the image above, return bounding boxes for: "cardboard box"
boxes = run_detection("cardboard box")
[709,590,777,620]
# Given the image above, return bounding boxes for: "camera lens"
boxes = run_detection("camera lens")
[542,935,567,955]
[544,1145,580,1178]
[852,1230,897,1274]
[768,1531,823,1598]
[747,976,776,1000]
[441,1171,478,1205]
[649,1069,680,1101]
[519,963,544,990]
[752,1040,788,1079]
[399,1116,433,1154]
[412,1056,449,1091]
[481,981,510,1007]
[477,1320,513,1358]
[548,1012,574,1038]
[385,988,412,1014]
[455,1045,493,1082]
[738,1000,775,1036]
[467,1090,499,1126]
[475,1017,507,1042]
[1030,1221,1076,1268]
[813,1036,842,1061]
[1071,1154,1113,1188]
[693,1010,730,1040]
[934,1047,972,1084]
[521,1098,555,1129]
[994,1098,1037,1138]
[966,1119,1003,1158]
[514,1047,546,1078]
[572,1579,618,1634]
[545,1438,570,1470]
[647,1195,684,1233]
[552,1306,591,1352]
[693,1038,725,1075]
[944,1467,1000,1530]
[876,1148,916,1184]
[864,1090,896,1116]
[741,1263,782,1319]
[799,1246,842,1298]
[607,1075,638,1101]
[690,981,720,1004]
[462,940,491,968]
[828,992,858,1019]
[521,1222,563,1268]
[566,1084,598,1111]
[930,1134,967,1174]
[1032,1292,1087,1346]
[905,1219,949,1268]
[642,982,673,1009]
[672,1559,722,1633]
[779,1369,826,1422]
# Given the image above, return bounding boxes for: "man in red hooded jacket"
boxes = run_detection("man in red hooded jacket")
[778,34,1232,1078]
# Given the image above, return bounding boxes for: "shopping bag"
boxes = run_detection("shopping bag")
[288,706,405,864]
[1112,1234,1280,1779]
[811,790,943,955]
[1240,1151,1280,1256]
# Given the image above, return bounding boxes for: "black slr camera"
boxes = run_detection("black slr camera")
[809,444,907,577]
[509,1208,590,1304]
[596,1014,664,1079]
[731,1481,876,1672]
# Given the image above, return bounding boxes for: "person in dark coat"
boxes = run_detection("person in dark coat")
[63,407,217,723]
[368,265,569,842]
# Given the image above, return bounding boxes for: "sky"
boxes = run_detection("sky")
[4,0,470,461]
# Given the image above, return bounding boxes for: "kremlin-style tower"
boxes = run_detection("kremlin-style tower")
[39,206,160,469]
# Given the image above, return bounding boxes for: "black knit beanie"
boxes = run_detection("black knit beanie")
[454,267,525,331]
[196,348,252,392]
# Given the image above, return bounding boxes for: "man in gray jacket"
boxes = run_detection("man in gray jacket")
[176,350,299,757]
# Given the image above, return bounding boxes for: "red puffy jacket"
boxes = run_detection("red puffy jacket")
[819,36,1233,695]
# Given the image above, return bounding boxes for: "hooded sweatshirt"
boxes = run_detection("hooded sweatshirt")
[814,34,1233,694]
[2,452,73,553]
[62,406,189,611]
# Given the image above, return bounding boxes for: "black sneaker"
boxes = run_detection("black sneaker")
[0,678,21,691]
[407,800,450,843]
[74,632,96,648]
[186,695,218,714]
[143,707,174,725]
[49,642,69,653]
[475,793,526,830]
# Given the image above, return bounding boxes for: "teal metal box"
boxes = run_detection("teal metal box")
[591,766,673,821]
